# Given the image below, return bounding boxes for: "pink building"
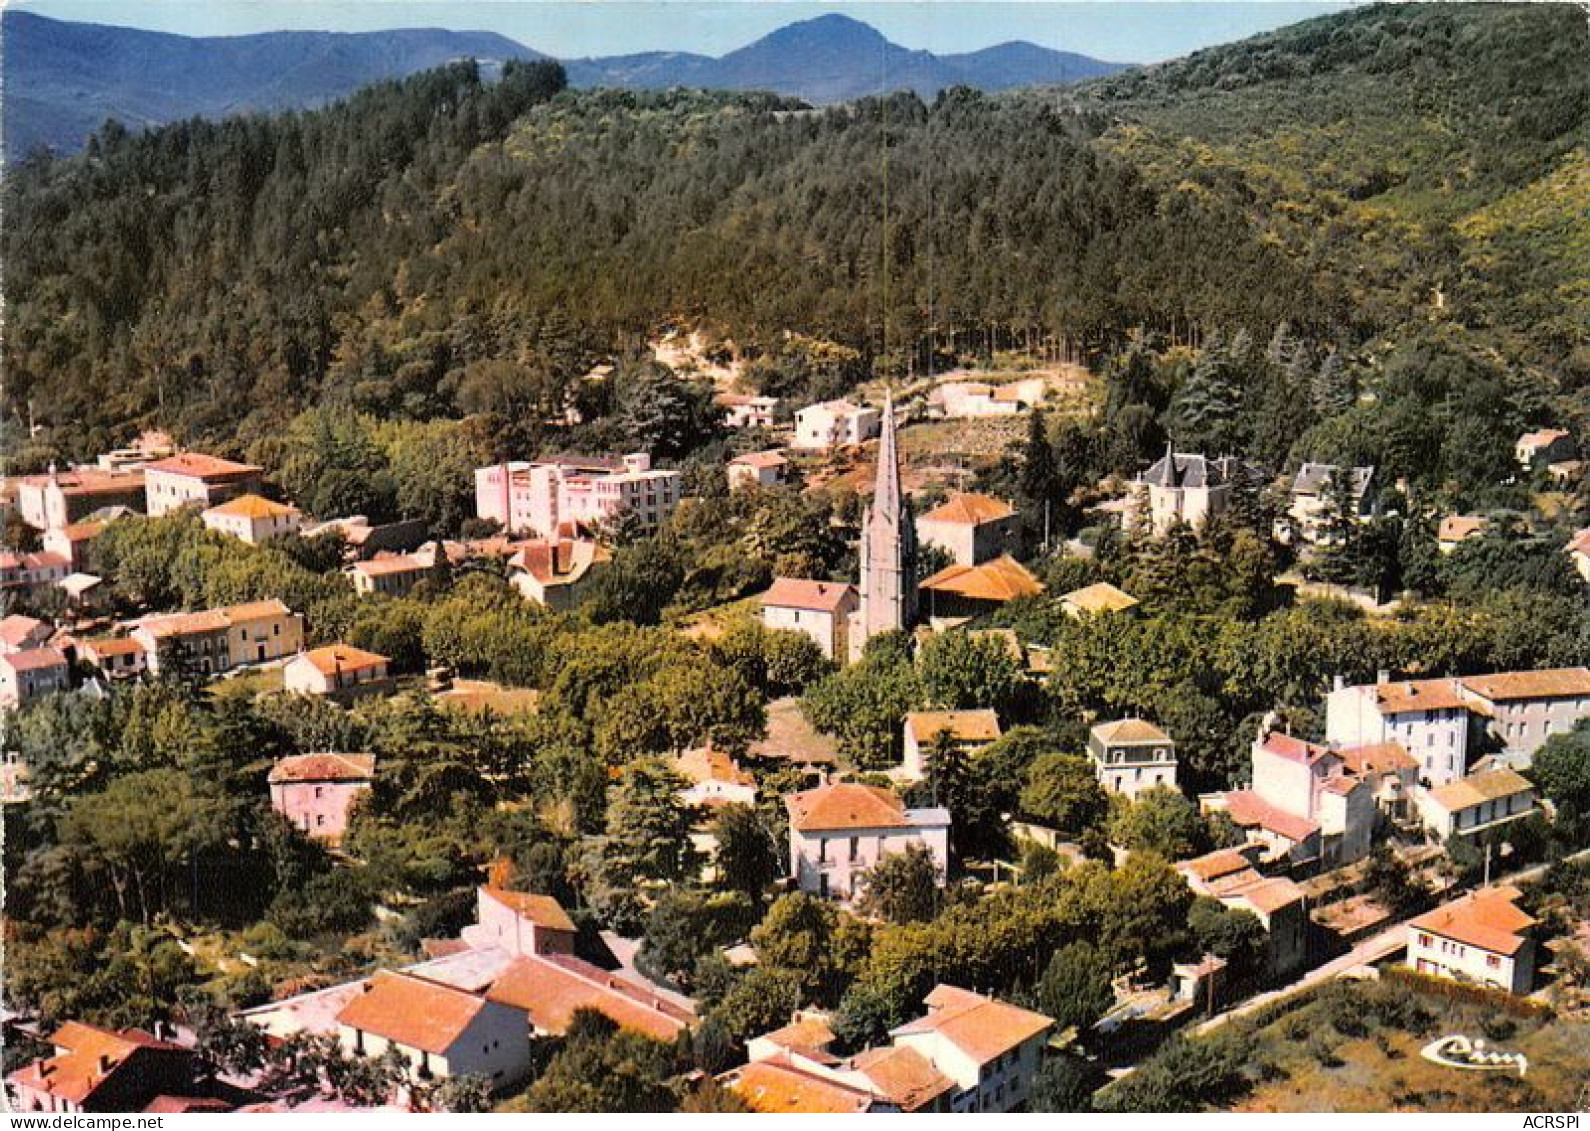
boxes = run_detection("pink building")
[268,752,376,842]
[460,886,577,957]
[785,782,950,903]
[474,454,680,538]
[14,468,145,531]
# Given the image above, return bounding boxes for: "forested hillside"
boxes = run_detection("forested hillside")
[3,3,1585,474]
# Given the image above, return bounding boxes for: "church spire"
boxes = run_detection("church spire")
[852,387,915,660]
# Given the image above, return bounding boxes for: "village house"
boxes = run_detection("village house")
[716,392,780,429]
[792,400,880,450]
[1437,514,1488,554]
[268,752,375,842]
[935,381,1033,418]
[143,453,263,517]
[348,552,433,598]
[58,572,108,614]
[77,636,148,681]
[41,521,106,572]
[0,647,70,710]
[1460,667,1590,764]
[132,598,304,676]
[887,986,1054,1113]
[1568,527,1590,583]
[673,746,758,809]
[722,1057,900,1114]
[918,555,1043,622]
[1407,886,1536,995]
[760,577,858,663]
[483,952,694,1043]
[0,613,52,654]
[335,971,532,1094]
[1128,449,1255,536]
[4,1023,211,1114]
[0,549,70,596]
[900,709,1002,782]
[1414,767,1538,843]
[283,644,392,699]
[1281,462,1376,547]
[301,515,431,560]
[460,887,577,957]
[508,538,611,610]
[200,493,302,545]
[1203,726,1375,868]
[1057,580,1137,618]
[1177,847,1310,980]
[1515,428,1577,469]
[1088,718,1177,798]
[785,782,950,903]
[474,454,681,538]
[915,493,1019,567]
[1333,740,1420,821]
[15,467,146,530]
[727,450,789,490]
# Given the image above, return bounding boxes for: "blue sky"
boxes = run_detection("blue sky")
[17,1,1358,63]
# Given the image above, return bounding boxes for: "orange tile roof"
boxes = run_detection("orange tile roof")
[292,644,389,677]
[144,453,261,480]
[905,709,1001,745]
[723,1056,880,1114]
[1437,515,1487,543]
[1461,667,1590,702]
[351,554,429,577]
[849,1045,955,1111]
[1060,581,1139,614]
[919,493,1016,526]
[268,752,376,785]
[1,646,68,672]
[480,887,577,933]
[1336,741,1418,775]
[1409,886,1536,956]
[1518,428,1571,449]
[0,614,47,649]
[1177,848,1255,885]
[892,985,1052,1065]
[1217,790,1320,844]
[1092,717,1171,745]
[920,555,1044,602]
[674,746,756,789]
[1425,768,1535,812]
[762,577,857,614]
[79,635,146,658]
[786,782,909,832]
[1256,731,1334,766]
[8,1023,184,1106]
[203,493,297,520]
[139,598,293,639]
[335,971,489,1054]
[1371,678,1470,715]
[757,1016,838,1062]
[1224,875,1306,916]
[486,954,691,1042]
[729,451,789,469]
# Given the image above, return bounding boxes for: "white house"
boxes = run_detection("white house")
[900,710,1001,782]
[727,451,789,491]
[143,453,263,517]
[1324,675,1475,788]
[1087,718,1177,799]
[717,393,780,430]
[200,494,302,545]
[282,644,392,699]
[785,782,949,903]
[1515,428,1576,469]
[888,986,1053,1113]
[1176,848,1309,980]
[1282,462,1375,547]
[673,746,758,810]
[760,578,857,663]
[1128,449,1253,536]
[792,401,880,450]
[1407,886,1536,994]
[915,493,1019,567]
[1414,768,1538,842]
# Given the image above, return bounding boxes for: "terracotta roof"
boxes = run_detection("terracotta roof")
[1409,886,1535,956]
[335,971,490,1054]
[268,753,376,784]
[1437,515,1487,543]
[724,1056,880,1114]
[729,451,789,470]
[1518,428,1571,449]
[1177,848,1255,884]
[144,453,261,480]
[1461,667,1590,702]
[849,1045,955,1111]
[480,887,577,933]
[1336,742,1418,775]
[919,493,1016,526]
[80,636,146,659]
[1092,717,1171,745]
[1256,731,1334,766]
[801,399,868,416]
[762,577,856,614]
[674,746,755,789]
[1319,774,1362,797]
[203,493,297,520]
[1425,768,1536,812]
[1371,678,1469,715]
[905,709,1001,745]
[1217,790,1320,844]
[1061,581,1139,614]
[351,554,429,578]
[291,644,389,677]
[0,614,47,649]
[757,1016,838,1062]
[786,782,909,832]
[1,646,68,672]
[486,953,691,1042]
[7,1023,184,1107]
[138,599,293,639]
[892,985,1052,1065]
[510,538,609,585]
[920,555,1044,602]
[1224,875,1306,916]
[54,521,106,541]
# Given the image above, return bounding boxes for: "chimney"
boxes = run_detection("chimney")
[1333,675,1345,692]
[1376,669,1391,685]
[98,1054,113,1073]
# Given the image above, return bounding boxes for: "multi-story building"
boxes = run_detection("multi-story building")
[761,578,858,663]
[132,599,304,676]
[5,1023,207,1114]
[0,550,70,596]
[14,467,146,530]
[1128,448,1255,536]
[785,782,949,903]
[348,552,433,598]
[460,886,577,958]
[1414,768,1538,842]
[475,454,680,539]
[41,521,106,572]
[1088,718,1177,799]
[143,453,263,517]
[77,636,148,681]
[1459,668,1590,764]
[900,710,1002,782]
[886,987,1054,1113]
[1407,886,1536,994]
[201,494,302,545]
[716,393,780,429]
[1281,462,1376,547]
[0,647,70,710]
[1176,847,1309,980]
[915,493,1019,567]
[268,752,376,842]
[792,400,880,450]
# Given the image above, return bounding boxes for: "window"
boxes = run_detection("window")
[1418,933,1432,948]
[1486,954,1500,969]
[849,837,859,862]
[817,839,827,864]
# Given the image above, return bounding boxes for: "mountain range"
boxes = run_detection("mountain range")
[1,10,1128,162]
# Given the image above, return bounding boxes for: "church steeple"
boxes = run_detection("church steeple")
[853,389,915,658]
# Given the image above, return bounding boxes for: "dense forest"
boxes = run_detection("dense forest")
[5,3,1585,464]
